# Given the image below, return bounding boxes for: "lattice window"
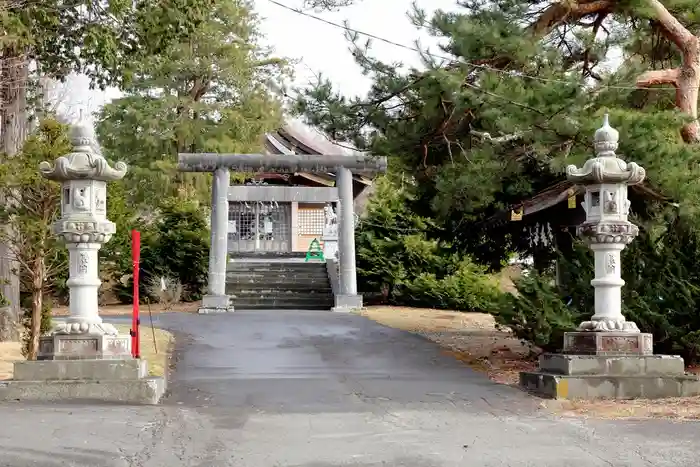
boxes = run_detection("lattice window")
[297,208,324,235]
[227,202,292,253]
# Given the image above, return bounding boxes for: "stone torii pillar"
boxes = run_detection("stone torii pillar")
[335,167,359,308]
[200,167,232,314]
[178,152,388,312]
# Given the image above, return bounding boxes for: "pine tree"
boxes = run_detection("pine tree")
[295,0,700,262]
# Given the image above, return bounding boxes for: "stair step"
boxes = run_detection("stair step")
[226,269,328,274]
[229,291,333,298]
[227,263,327,269]
[226,275,329,280]
[226,273,329,279]
[227,270,327,274]
[234,304,333,311]
[231,298,334,310]
[226,278,330,284]
[225,261,333,310]
[226,287,332,294]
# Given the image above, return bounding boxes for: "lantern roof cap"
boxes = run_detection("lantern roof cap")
[593,114,619,150]
[38,121,127,182]
[566,114,645,185]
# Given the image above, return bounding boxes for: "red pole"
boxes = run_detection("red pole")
[131,230,141,359]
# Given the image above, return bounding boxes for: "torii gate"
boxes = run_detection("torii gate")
[177,152,388,312]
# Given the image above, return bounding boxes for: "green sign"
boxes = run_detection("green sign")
[305,238,324,262]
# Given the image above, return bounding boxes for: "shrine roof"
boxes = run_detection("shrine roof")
[480,180,668,230]
[262,119,373,187]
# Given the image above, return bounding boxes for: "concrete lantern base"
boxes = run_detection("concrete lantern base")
[198,294,234,314]
[563,331,653,356]
[332,294,363,312]
[38,333,132,360]
[0,358,166,405]
[521,332,700,399]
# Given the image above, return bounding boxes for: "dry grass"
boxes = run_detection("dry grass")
[0,342,23,380]
[52,301,199,317]
[114,324,173,377]
[359,306,499,333]
[544,397,700,420]
[0,324,173,380]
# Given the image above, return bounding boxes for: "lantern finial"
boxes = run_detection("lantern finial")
[593,113,619,156]
[68,121,94,151]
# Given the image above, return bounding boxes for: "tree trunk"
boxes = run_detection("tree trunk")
[0,52,29,341]
[2,55,29,156]
[27,258,46,361]
[676,39,700,143]
[635,0,700,143]
[531,0,700,143]
[530,0,612,37]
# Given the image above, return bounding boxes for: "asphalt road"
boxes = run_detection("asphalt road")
[0,310,699,466]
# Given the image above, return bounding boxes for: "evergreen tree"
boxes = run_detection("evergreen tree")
[295,0,700,265]
[95,0,289,206]
[357,176,501,311]
[0,119,70,357]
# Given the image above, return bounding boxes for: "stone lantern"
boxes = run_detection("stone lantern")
[37,123,130,359]
[0,123,165,404]
[520,115,700,400]
[566,114,646,335]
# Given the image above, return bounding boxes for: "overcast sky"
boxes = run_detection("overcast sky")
[64,0,459,124]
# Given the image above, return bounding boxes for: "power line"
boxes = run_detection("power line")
[267,0,680,93]
[268,0,441,57]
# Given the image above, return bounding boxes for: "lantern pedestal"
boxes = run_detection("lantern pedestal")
[520,352,700,400]
[0,359,165,405]
[521,331,700,399]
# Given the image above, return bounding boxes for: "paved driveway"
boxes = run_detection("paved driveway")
[0,310,699,466]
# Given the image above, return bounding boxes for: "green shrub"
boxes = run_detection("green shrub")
[112,197,210,303]
[398,258,503,312]
[494,272,581,352]
[142,198,210,301]
[356,176,504,311]
[618,216,700,361]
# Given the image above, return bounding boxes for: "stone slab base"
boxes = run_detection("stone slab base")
[38,333,132,360]
[13,359,147,381]
[199,294,234,313]
[539,354,685,377]
[332,294,363,312]
[0,377,166,405]
[198,306,234,314]
[520,371,700,400]
[563,331,652,356]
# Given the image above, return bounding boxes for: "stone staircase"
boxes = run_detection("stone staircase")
[225,260,334,310]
